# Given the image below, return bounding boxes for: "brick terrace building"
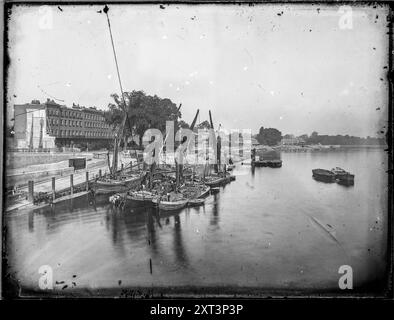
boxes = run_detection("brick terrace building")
[14,99,113,149]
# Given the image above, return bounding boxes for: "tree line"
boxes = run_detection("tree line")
[255,127,385,146]
[304,131,385,146]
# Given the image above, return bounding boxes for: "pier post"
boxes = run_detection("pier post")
[52,177,56,201]
[28,180,34,203]
[86,172,89,191]
[70,174,74,195]
[99,169,102,177]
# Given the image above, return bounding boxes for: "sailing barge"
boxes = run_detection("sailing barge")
[312,167,354,184]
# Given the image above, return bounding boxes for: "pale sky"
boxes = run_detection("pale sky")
[6,3,389,137]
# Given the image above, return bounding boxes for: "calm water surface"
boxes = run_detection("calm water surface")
[6,149,388,295]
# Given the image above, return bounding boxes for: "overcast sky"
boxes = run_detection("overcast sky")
[6,4,389,137]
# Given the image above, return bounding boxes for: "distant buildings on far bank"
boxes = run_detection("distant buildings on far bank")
[281,136,306,146]
[11,99,113,150]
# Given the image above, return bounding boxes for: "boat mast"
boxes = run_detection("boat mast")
[104,5,128,175]
[209,110,221,173]
[38,118,44,149]
[29,115,34,151]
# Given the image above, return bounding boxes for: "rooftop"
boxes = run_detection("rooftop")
[19,99,104,114]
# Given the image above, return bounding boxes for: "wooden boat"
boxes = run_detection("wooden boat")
[126,190,155,202]
[93,174,142,195]
[152,195,189,211]
[331,167,355,183]
[312,169,336,182]
[253,159,282,168]
[188,198,205,206]
[204,175,226,187]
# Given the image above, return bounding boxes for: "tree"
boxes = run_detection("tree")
[106,90,181,147]
[256,127,282,146]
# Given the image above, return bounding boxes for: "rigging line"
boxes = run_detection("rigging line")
[104,5,133,140]
[37,85,65,102]
[104,6,126,111]
[13,108,51,118]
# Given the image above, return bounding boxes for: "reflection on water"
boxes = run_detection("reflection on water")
[5,149,388,295]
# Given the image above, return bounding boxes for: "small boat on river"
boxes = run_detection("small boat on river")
[253,159,282,168]
[312,169,336,182]
[331,167,355,184]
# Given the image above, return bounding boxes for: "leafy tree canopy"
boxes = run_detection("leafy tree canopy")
[105,90,181,146]
[257,127,282,146]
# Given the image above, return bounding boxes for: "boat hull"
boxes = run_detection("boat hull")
[253,160,282,168]
[152,198,188,211]
[336,174,355,185]
[312,169,336,183]
[205,177,227,187]
[188,198,205,206]
[93,176,142,195]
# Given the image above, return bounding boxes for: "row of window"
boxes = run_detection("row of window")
[48,118,110,129]
[47,108,105,121]
[50,129,111,138]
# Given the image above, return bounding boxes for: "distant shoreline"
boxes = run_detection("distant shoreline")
[274,144,386,151]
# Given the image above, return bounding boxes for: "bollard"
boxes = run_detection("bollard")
[52,177,56,201]
[121,163,124,171]
[28,180,34,203]
[86,172,89,191]
[99,169,102,178]
[70,174,74,195]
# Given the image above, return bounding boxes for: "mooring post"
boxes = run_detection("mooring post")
[99,169,102,177]
[28,180,34,203]
[52,177,56,201]
[70,174,74,195]
[86,172,89,191]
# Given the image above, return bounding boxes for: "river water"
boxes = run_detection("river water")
[5,148,388,296]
